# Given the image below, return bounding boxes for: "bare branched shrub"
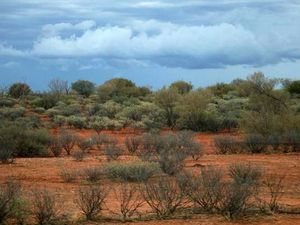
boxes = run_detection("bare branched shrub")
[75,185,108,220]
[32,188,62,225]
[104,144,122,161]
[0,179,21,223]
[49,137,63,157]
[84,167,104,183]
[262,175,285,212]
[177,167,223,212]
[113,183,144,220]
[219,181,255,220]
[140,178,187,218]
[125,136,142,155]
[59,168,78,183]
[214,136,242,154]
[59,131,77,155]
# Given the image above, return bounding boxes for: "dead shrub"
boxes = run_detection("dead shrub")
[84,167,104,183]
[125,136,142,155]
[75,185,108,220]
[59,168,78,183]
[139,177,187,218]
[228,163,262,186]
[0,179,21,224]
[104,144,122,161]
[113,183,144,220]
[32,188,62,225]
[214,136,242,154]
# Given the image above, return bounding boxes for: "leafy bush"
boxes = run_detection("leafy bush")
[0,97,16,107]
[244,134,266,153]
[75,185,108,220]
[67,116,87,129]
[104,144,122,161]
[0,123,51,157]
[9,83,31,98]
[214,136,242,154]
[0,107,26,120]
[72,80,95,97]
[105,162,160,182]
[31,93,59,110]
[53,115,66,127]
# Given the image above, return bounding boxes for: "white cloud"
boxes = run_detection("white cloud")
[0,44,27,57]
[41,20,96,37]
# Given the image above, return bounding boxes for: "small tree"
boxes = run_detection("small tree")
[169,81,193,95]
[48,78,70,95]
[71,80,95,97]
[75,185,108,220]
[8,83,31,98]
[59,131,77,155]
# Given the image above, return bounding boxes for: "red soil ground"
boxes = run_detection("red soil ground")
[1,128,300,224]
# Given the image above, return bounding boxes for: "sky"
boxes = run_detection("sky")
[0,0,300,91]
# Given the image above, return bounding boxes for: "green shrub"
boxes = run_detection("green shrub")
[282,131,300,152]
[0,97,16,107]
[9,83,31,98]
[53,115,66,127]
[0,107,26,120]
[0,123,51,157]
[67,116,87,129]
[244,134,267,153]
[32,107,46,114]
[105,162,160,182]
[31,94,59,109]
[0,149,14,164]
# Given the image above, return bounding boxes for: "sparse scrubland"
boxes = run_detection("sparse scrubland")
[0,72,300,224]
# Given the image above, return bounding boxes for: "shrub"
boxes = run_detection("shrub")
[0,97,16,107]
[53,115,66,127]
[140,177,187,218]
[92,134,117,150]
[105,162,160,182]
[228,163,262,186]
[282,131,300,152]
[104,144,122,161]
[0,179,21,224]
[75,185,108,220]
[84,167,103,183]
[214,136,242,154]
[138,133,163,161]
[77,138,94,153]
[125,136,142,154]
[0,124,51,157]
[267,134,282,151]
[59,168,78,183]
[71,80,95,97]
[244,134,266,153]
[113,183,144,220]
[32,107,46,114]
[49,137,63,157]
[59,131,77,155]
[72,151,85,162]
[31,94,59,110]
[177,167,223,212]
[0,149,14,164]
[0,107,26,120]
[67,116,87,129]
[10,197,30,225]
[32,188,62,225]
[9,83,31,98]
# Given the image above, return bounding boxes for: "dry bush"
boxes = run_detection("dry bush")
[84,167,104,183]
[104,144,122,161]
[125,136,142,155]
[113,183,144,220]
[177,167,223,212]
[228,163,262,186]
[78,138,94,153]
[49,137,63,157]
[59,131,77,155]
[0,179,21,223]
[75,185,108,220]
[261,175,285,212]
[32,188,62,225]
[139,177,187,218]
[214,136,242,154]
[59,168,78,183]
[72,151,85,162]
[244,134,267,153]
